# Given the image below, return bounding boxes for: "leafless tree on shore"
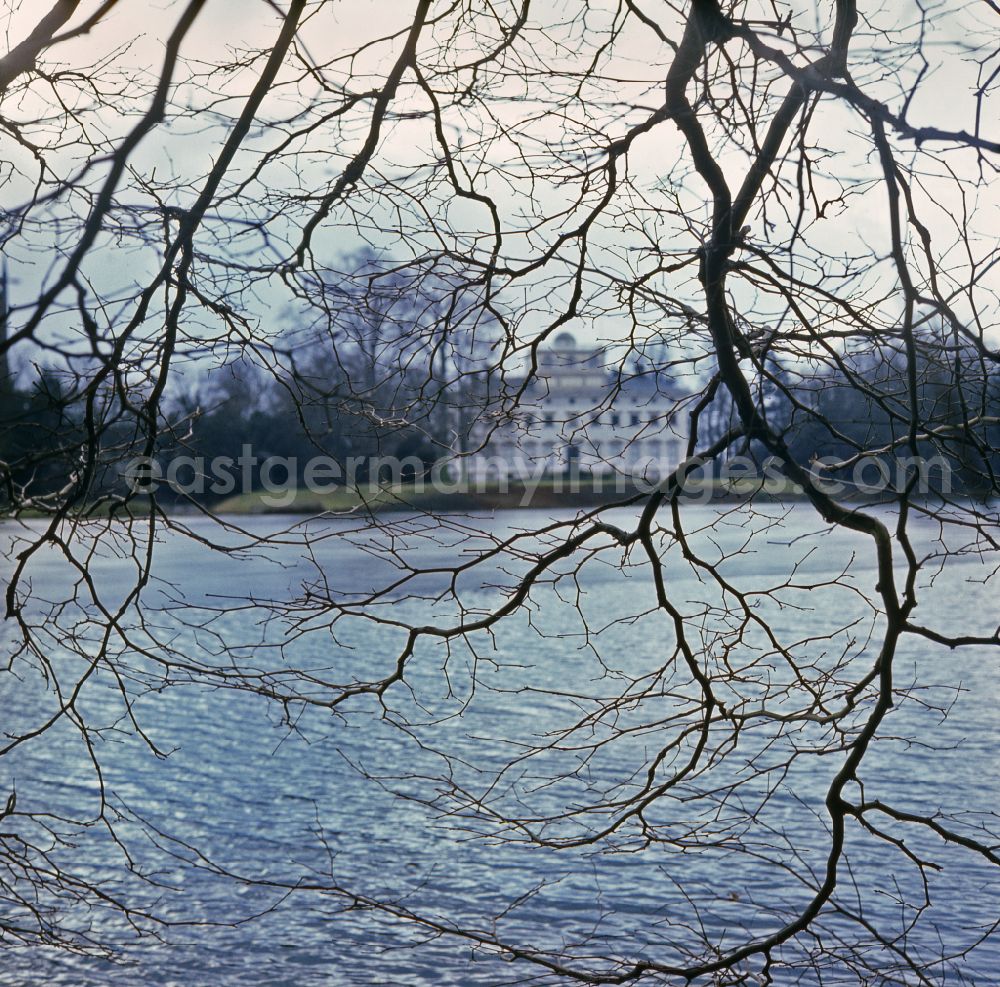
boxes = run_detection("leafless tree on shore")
[1,0,999,982]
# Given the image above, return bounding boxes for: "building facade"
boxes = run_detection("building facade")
[462,332,688,484]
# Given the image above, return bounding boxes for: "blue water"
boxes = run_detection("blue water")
[1,505,998,984]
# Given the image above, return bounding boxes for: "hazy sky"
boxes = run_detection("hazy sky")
[2,0,997,375]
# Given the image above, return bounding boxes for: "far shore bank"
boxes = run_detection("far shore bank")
[179,476,936,515]
[6,479,988,522]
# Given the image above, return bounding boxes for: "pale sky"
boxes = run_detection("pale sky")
[1,0,997,379]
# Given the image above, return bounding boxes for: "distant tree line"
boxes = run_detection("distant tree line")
[0,336,465,509]
[1,252,997,506]
[4,324,998,509]
[0,254,499,508]
[703,316,1000,495]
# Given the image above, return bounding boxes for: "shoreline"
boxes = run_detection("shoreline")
[5,481,989,521]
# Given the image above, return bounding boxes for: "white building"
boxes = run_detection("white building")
[462,332,688,484]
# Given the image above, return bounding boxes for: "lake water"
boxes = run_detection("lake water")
[1,503,998,984]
